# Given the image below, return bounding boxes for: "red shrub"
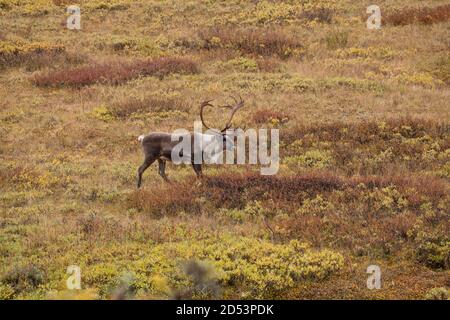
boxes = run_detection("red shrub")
[31,57,198,87]
[128,182,202,216]
[127,171,344,214]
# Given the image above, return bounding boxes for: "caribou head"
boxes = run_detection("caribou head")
[199,95,245,153]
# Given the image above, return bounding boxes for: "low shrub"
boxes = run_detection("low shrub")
[0,284,15,300]
[300,7,333,24]
[198,27,305,59]
[263,76,383,93]
[325,30,349,50]
[1,265,44,295]
[297,195,335,217]
[424,287,449,300]
[384,4,450,26]
[31,57,198,87]
[0,40,70,69]
[252,109,289,125]
[336,47,395,60]
[396,72,438,88]
[128,182,202,216]
[109,96,190,118]
[91,105,115,122]
[242,1,336,25]
[215,57,259,72]
[285,150,333,169]
[428,55,450,85]
[416,236,449,269]
[135,236,343,298]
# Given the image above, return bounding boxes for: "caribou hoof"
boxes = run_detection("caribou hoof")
[195,180,203,187]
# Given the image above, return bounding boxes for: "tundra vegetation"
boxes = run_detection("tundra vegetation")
[0,0,449,299]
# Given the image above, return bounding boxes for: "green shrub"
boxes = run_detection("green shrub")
[1,265,44,294]
[362,186,409,214]
[0,284,15,300]
[134,236,343,298]
[424,287,449,300]
[216,57,259,72]
[91,105,115,122]
[285,150,333,169]
[416,237,449,269]
[297,195,335,216]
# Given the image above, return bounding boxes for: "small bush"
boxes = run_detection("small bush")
[4,165,62,191]
[2,265,44,294]
[252,109,289,125]
[173,260,220,299]
[424,287,449,300]
[362,186,409,214]
[285,150,333,169]
[0,284,15,300]
[416,237,449,269]
[128,182,202,216]
[216,57,259,72]
[91,105,115,122]
[297,195,335,217]
[396,72,438,88]
[325,30,349,50]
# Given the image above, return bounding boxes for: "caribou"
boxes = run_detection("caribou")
[136,96,244,188]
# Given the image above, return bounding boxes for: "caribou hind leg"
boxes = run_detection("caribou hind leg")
[158,159,169,182]
[136,156,156,188]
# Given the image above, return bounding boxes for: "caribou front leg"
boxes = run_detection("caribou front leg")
[191,162,203,179]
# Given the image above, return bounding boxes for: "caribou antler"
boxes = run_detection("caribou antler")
[199,99,217,132]
[200,95,245,133]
